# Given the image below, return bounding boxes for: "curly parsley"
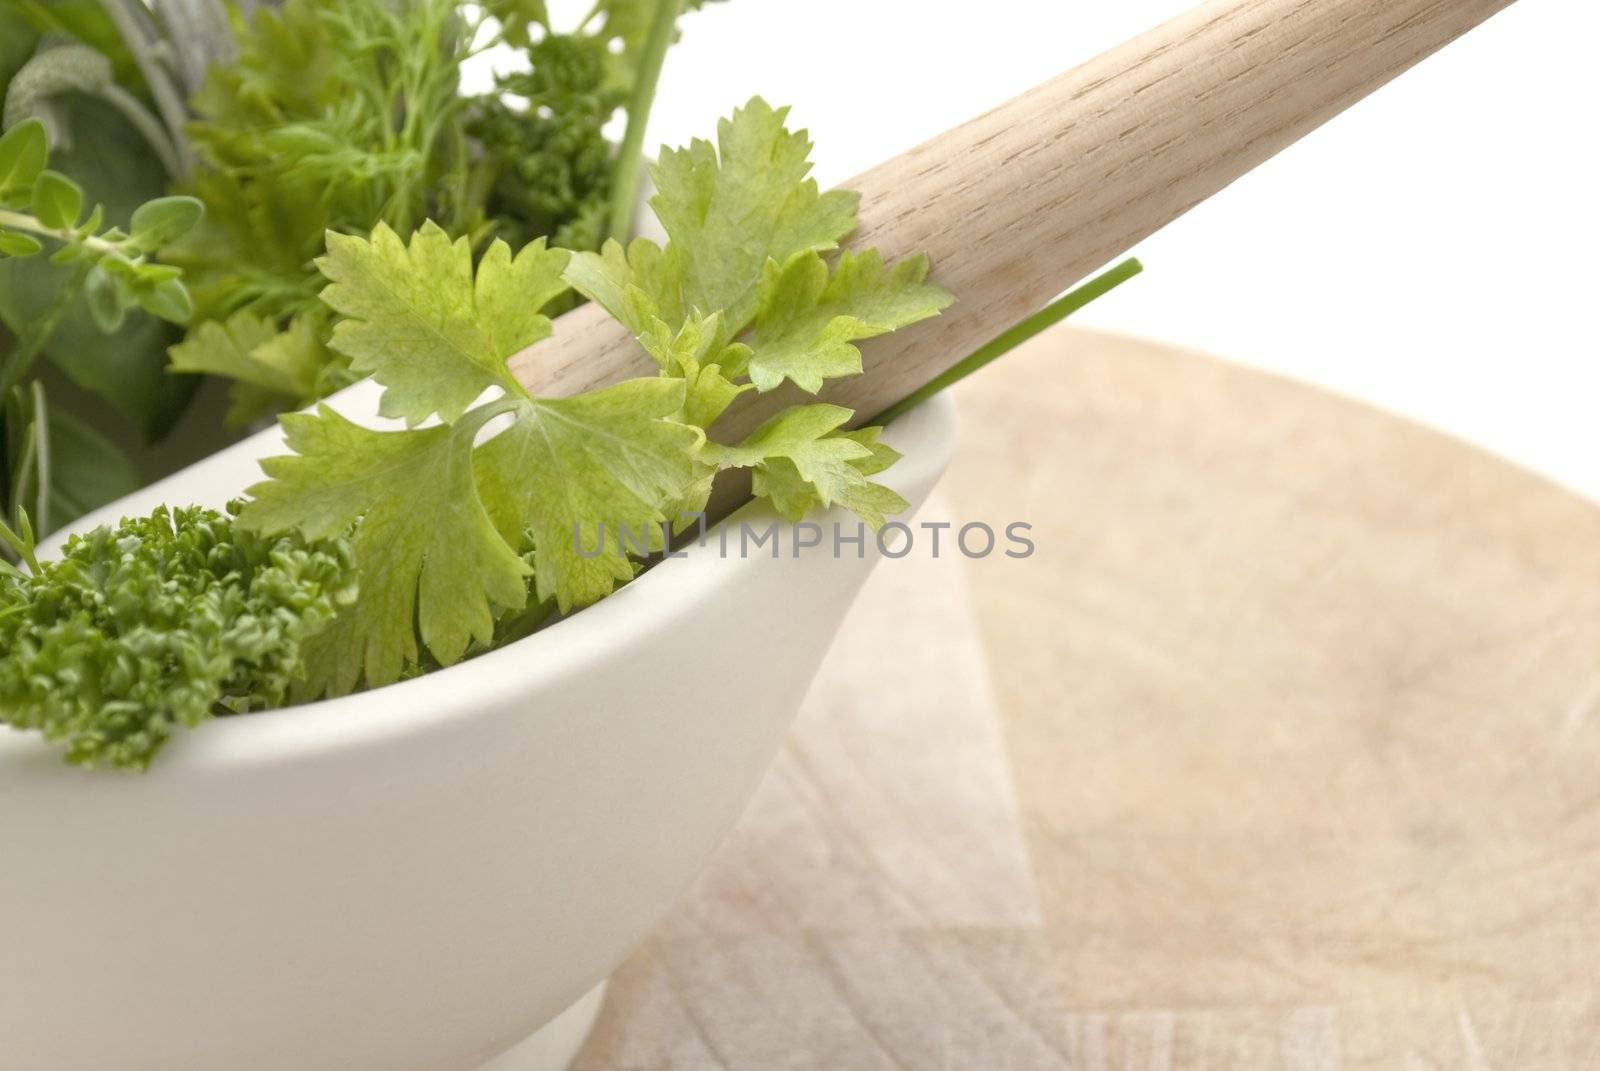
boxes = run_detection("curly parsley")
[0,502,354,769]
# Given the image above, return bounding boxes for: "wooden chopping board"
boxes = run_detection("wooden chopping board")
[572,325,1600,1069]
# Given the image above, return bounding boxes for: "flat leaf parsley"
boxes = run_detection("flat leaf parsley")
[238,97,953,698]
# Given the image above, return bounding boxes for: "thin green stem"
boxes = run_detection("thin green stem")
[0,507,40,574]
[30,381,50,537]
[464,6,493,43]
[870,258,1144,426]
[491,597,558,648]
[9,428,36,533]
[604,0,678,244]
[0,209,120,256]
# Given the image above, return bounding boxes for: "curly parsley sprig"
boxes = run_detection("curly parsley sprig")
[0,503,355,770]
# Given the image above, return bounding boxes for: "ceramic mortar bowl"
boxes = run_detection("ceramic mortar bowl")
[0,381,957,1071]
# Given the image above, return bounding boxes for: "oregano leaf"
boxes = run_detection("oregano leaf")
[0,230,42,257]
[130,196,204,251]
[29,170,82,230]
[0,118,46,201]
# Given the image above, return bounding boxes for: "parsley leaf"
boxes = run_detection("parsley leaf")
[566,97,952,525]
[634,310,751,422]
[237,97,951,698]
[651,98,858,334]
[476,379,701,613]
[318,223,570,425]
[167,309,325,425]
[702,404,909,528]
[240,404,531,692]
[744,249,952,392]
[239,216,701,693]
[569,98,860,343]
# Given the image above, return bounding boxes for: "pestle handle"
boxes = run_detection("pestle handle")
[508,0,1519,436]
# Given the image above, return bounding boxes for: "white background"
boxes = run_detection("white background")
[633,1,1600,502]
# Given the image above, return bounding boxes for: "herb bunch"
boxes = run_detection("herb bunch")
[469,0,722,253]
[0,119,199,340]
[1,98,950,764]
[0,93,1149,771]
[0,502,354,769]
[0,116,202,549]
[237,97,952,698]
[1,0,723,555]
[167,0,723,427]
[1,0,225,463]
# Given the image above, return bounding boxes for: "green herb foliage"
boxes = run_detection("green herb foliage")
[0,502,355,770]
[0,117,202,548]
[467,0,724,254]
[0,95,1149,771]
[238,98,952,699]
[566,98,952,518]
[0,0,215,447]
[162,0,473,425]
[168,0,722,427]
[3,379,137,542]
[0,119,200,336]
[0,0,723,552]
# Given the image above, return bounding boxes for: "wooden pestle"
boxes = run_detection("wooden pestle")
[507,0,1518,442]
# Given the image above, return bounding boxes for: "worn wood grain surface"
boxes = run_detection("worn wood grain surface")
[571,326,1600,1069]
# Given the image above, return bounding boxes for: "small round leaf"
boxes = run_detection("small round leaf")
[139,277,194,324]
[0,230,43,257]
[74,203,104,239]
[0,119,47,201]
[137,263,183,284]
[97,252,138,278]
[129,196,203,251]
[31,169,82,230]
[84,265,126,334]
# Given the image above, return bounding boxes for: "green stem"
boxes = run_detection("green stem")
[29,381,50,537]
[604,0,678,244]
[0,209,119,256]
[9,426,36,531]
[491,598,558,648]
[870,258,1144,426]
[0,502,39,574]
[0,538,32,576]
